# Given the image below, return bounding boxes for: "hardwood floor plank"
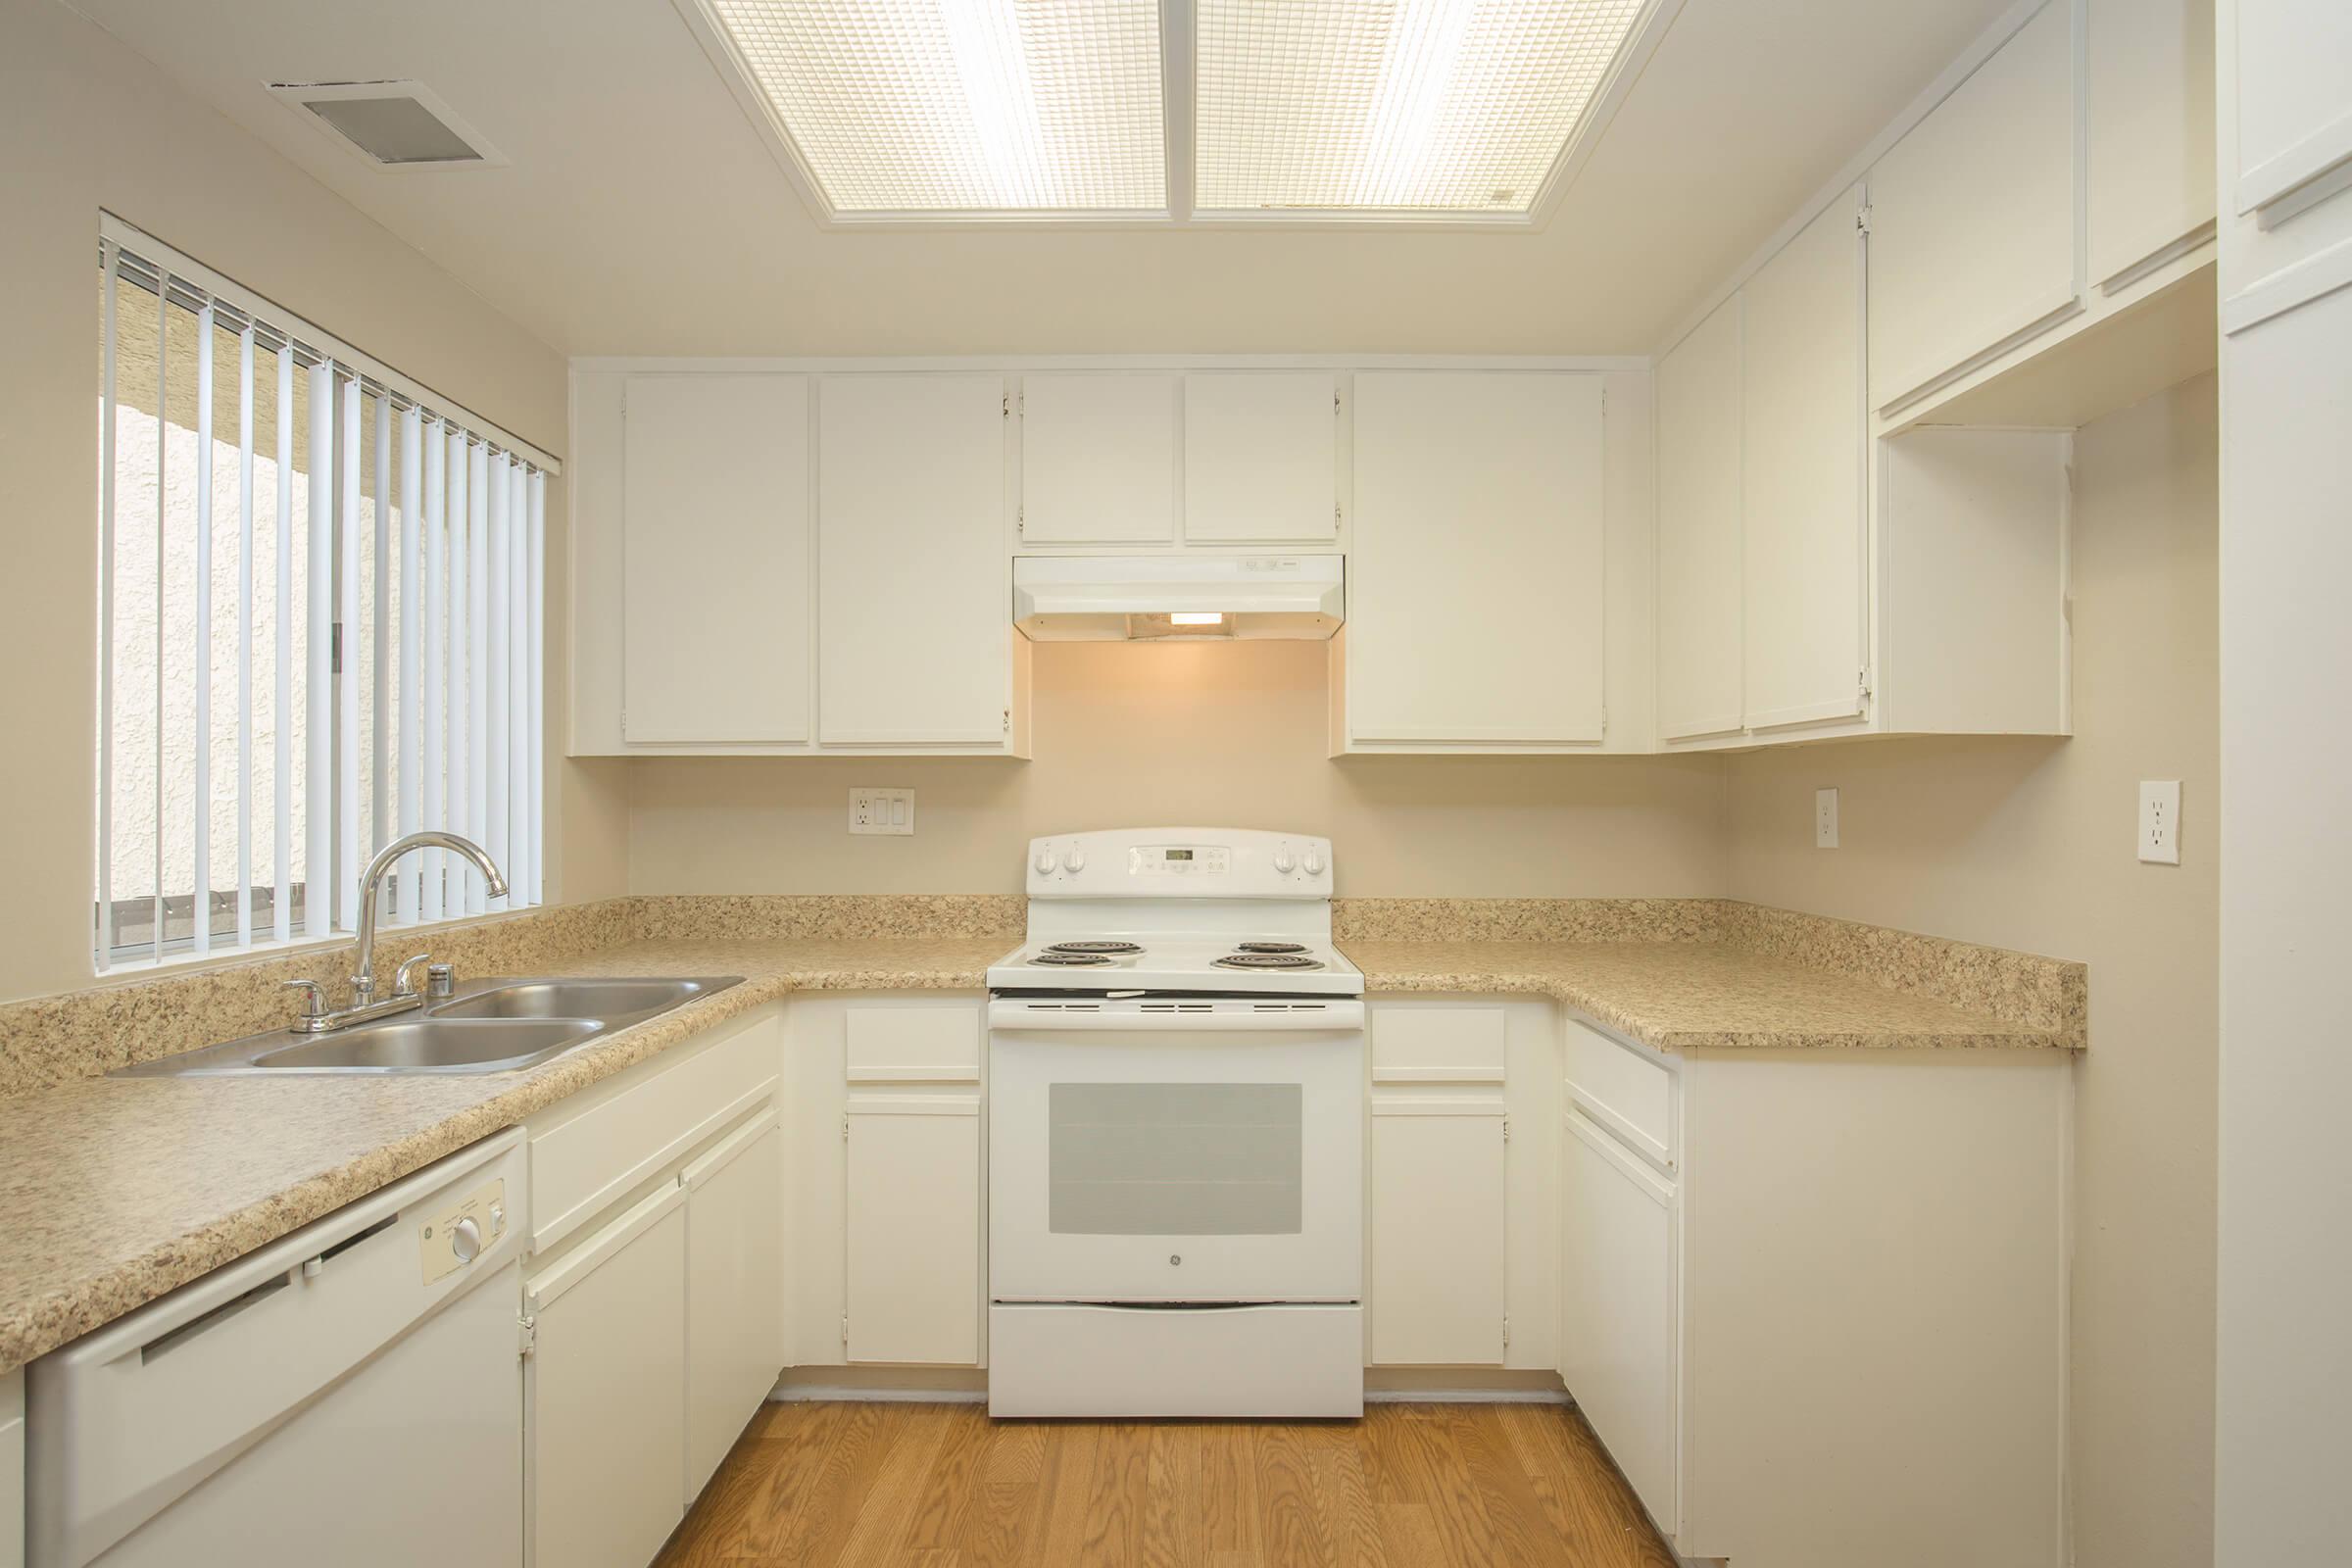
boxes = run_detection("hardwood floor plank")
[1314,1446,1388,1568]
[832,1403,957,1568]
[770,1401,908,1567]
[1433,1405,1576,1567]
[1200,1424,1262,1558]
[899,1404,993,1550]
[1255,1424,1334,1568]
[1078,1420,1153,1567]
[981,1419,1047,1485]
[957,1481,1042,1568]
[1372,1503,1446,1568]
[1031,1423,1105,1568]
[1140,1423,1205,1568]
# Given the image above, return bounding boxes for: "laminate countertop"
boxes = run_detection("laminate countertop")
[0,932,2076,1375]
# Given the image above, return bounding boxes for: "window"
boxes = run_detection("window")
[95,220,552,970]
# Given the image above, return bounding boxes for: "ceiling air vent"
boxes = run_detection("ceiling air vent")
[267,80,507,169]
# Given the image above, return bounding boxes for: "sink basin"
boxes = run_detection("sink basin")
[114,973,745,1077]
[431,977,721,1028]
[247,1017,605,1074]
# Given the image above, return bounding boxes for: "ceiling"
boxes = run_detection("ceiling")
[65,0,2013,358]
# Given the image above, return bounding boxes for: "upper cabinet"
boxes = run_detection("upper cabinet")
[619,374,810,746]
[1338,372,1606,752]
[1741,188,1868,732]
[1018,372,1177,545]
[2230,0,2352,218]
[818,375,1019,749]
[2086,0,2217,288]
[1868,0,2079,414]
[1184,372,1340,543]
[1653,298,1744,743]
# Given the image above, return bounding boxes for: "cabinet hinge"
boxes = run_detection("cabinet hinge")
[1334,391,1342,414]
[1334,502,1343,527]
[1855,204,1874,235]
[1002,394,1010,418]
[517,1314,537,1357]
[841,1313,851,1346]
[1859,665,1874,702]
[1003,708,1011,734]
[1502,1115,1512,1143]
[842,1114,851,1142]
[1502,1314,1511,1349]
[1016,505,1024,536]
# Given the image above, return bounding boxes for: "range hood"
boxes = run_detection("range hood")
[1013,554,1345,642]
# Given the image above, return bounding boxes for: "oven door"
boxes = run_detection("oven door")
[988,998,1364,1304]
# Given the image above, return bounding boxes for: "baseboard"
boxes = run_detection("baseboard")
[766,1364,1573,1406]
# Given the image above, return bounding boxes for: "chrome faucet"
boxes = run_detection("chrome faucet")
[284,831,509,1033]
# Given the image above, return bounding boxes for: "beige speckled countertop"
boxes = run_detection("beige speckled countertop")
[1340,940,2076,1052]
[0,909,2082,1376]
[0,937,1005,1376]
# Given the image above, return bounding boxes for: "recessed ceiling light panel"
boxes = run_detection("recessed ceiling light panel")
[1195,0,1650,218]
[705,0,1168,218]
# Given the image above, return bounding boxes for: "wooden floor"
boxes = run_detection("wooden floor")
[657,1399,1679,1567]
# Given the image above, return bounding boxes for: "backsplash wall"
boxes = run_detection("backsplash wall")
[626,640,1731,897]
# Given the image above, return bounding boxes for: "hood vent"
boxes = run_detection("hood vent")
[269,81,506,169]
[1013,555,1345,643]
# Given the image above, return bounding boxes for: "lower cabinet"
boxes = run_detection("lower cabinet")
[1559,1107,1678,1530]
[845,1097,982,1364]
[1369,1103,1505,1364]
[684,1113,788,1497]
[524,1185,690,1568]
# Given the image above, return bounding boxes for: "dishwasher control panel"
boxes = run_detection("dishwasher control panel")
[419,1176,507,1286]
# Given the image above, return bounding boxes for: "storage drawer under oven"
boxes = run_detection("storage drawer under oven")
[987,1023,1363,1305]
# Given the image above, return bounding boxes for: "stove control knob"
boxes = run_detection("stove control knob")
[1303,849,1326,876]
[1273,850,1297,873]
[1063,847,1086,873]
[1034,848,1057,876]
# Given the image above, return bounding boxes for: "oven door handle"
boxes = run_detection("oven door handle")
[987,1000,1366,1031]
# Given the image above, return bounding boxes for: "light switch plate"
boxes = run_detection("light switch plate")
[850,788,914,836]
[1815,787,1839,849]
[2138,780,2180,864]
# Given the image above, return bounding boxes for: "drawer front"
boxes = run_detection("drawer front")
[846,1002,981,1082]
[529,1010,781,1252]
[1370,1003,1507,1083]
[1563,1019,1675,1173]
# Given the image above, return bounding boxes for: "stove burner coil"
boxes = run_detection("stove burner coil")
[1213,952,1324,971]
[1044,940,1144,956]
[1031,950,1113,966]
[1236,941,1308,954]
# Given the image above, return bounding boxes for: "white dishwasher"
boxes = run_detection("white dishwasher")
[26,1129,528,1568]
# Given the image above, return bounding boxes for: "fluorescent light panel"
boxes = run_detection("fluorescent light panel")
[708,0,1168,215]
[1195,0,1649,216]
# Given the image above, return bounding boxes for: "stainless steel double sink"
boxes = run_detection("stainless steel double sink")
[116,975,745,1077]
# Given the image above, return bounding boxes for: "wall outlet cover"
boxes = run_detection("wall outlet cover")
[850,787,914,836]
[1815,787,1839,850]
[2138,780,2180,864]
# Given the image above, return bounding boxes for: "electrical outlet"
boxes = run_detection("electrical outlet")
[849,788,914,836]
[1815,787,1839,849]
[2138,780,2180,864]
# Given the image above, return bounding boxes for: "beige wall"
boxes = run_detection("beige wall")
[0,0,627,1005]
[629,639,1730,896]
[1724,374,2219,1568]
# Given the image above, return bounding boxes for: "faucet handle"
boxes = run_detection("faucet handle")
[282,978,328,1025]
[392,953,435,999]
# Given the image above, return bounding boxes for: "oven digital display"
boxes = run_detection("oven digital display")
[1165,850,1194,861]
[1130,845,1230,874]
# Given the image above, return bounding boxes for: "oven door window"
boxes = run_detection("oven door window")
[1049,1082,1303,1236]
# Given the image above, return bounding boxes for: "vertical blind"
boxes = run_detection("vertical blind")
[95,220,553,970]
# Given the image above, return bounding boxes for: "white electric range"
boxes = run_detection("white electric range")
[985,828,1365,1419]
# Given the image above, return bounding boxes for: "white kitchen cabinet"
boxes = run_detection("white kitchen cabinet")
[620,373,810,744]
[2,1366,21,1568]
[817,374,1019,749]
[2086,0,2216,287]
[1338,371,1606,751]
[1868,0,2080,412]
[1742,186,1868,731]
[1369,1103,1506,1364]
[1653,297,1744,742]
[845,1097,982,1364]
[1183,371,1339,543]
[2230,0,2352,217]
[524,1185,689,1568]
[1560,1107,1678,1532]
[683,1113,786,1499]
[1019,372,1177,545]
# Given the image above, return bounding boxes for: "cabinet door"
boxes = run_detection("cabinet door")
[2086,0,2216,286]
[526,1186,688,1568]
[1184,372,1339,542]
[1742,188,1867,731]
[817,375,1009,746]
[1560,1109,1677,1534]
[1867,0,2079,410]
[621,374,809,744]
[1654,298,1744,741]
[1370,1103,1505,1365]
[1020,372,1177,544]
[2,1369,23,1568]
[1348,372,1606,746]
[2232,0,2352,214]
[846,1098,981,1364]
[685,1116,786,1500]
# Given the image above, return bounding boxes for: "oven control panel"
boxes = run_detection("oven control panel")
[1026,828,1331,897]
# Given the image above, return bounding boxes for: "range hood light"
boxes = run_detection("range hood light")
[1013,554,1345,642]
[1168,612,1226,626]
